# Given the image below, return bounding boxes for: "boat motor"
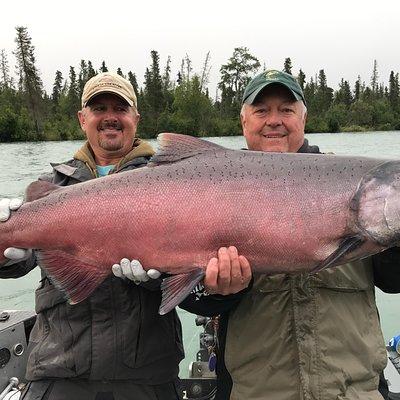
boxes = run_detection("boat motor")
[386,334,400,399]
[0,311,35,397]
[181,315,218,400]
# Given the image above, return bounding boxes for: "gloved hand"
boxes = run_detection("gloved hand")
[112,258,161,284]
[0,198,23,221]
[0,198,32,266]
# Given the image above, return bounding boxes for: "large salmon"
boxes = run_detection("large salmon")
[1,133,400,314]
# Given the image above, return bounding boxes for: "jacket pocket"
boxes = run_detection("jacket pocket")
[311,259,374,291]
[255,259,374,294]
[27,278,90,379]
[35,278,67,314]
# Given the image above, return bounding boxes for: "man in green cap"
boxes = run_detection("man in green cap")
[180,69,400,400]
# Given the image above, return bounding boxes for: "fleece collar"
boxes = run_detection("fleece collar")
[73,138,155,177]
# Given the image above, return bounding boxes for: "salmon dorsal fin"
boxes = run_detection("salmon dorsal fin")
[25,180,61,202]
[149,133,226,166]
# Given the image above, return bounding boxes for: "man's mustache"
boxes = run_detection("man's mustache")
[98,121,122,130]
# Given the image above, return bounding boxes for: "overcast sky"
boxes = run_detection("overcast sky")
[1,0,399,98]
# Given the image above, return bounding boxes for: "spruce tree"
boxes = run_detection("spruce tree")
[370,60,379,95]
[127,71,139,95]
[177,71,182,86]
[144,50,164,115]
[318,69,327,88]
[14,26,43,136]
[378,83,385,99]
[162,56,172,91]
[354,76,362,101]
[297,69,306,90]
[304,77,316,108]
[0,49,11,89]
[178,59,185,85]
[67,66,80,113]
[52,70,63,108]
[184,54,192,83]
[283,58,292,75]
[87,61,96,79]
[140,50,165,136]
[219,47,260,115]
[162,56,174,111]
[100,61,108,72]
[388,71,399,110]
[78,60,88,96]
[335,79,353,107]
[315,69,333,112]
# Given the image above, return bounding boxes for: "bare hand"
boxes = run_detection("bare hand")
[204,246,252,295]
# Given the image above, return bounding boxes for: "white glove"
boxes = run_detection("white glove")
[112,258,161,284]
[0,198,31,266]
[3,248,32,266]
[0,198,23,221]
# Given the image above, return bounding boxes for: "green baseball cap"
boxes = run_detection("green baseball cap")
[242,70,306,105]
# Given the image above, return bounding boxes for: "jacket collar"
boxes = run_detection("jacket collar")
[297,139,321,154]
[51,138,155,180]
[72,138,154,177]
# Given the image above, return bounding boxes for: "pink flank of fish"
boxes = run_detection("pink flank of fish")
[1,133,400,314]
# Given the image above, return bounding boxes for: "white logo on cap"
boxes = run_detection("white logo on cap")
[264,70,279,80]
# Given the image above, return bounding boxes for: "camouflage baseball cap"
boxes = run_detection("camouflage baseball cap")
[242,70,306,105]
[81,72,137,108]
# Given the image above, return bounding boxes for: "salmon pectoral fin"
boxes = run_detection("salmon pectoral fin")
[159,269,205,315]
[311,236,364,273]
[25,180,61,202]
[37,250,109,304]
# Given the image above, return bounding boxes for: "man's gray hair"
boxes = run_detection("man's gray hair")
[299,101,307,120]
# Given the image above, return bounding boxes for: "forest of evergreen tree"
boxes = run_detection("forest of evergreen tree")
[1,27,399,142]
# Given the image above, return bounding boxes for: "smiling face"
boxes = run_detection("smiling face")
[77,93,140,165]
[241,84,307,153]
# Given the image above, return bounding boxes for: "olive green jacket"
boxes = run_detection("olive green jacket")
[180,140,399,400]
[225,259,387,400]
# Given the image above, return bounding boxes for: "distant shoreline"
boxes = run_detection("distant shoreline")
[0,130,399,145]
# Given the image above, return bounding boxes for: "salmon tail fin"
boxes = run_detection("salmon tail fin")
[149,133,226,166]
[159,269,205,315]
[37,250,109,304]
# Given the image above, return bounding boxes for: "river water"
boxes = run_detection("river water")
[0,131,399,377]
